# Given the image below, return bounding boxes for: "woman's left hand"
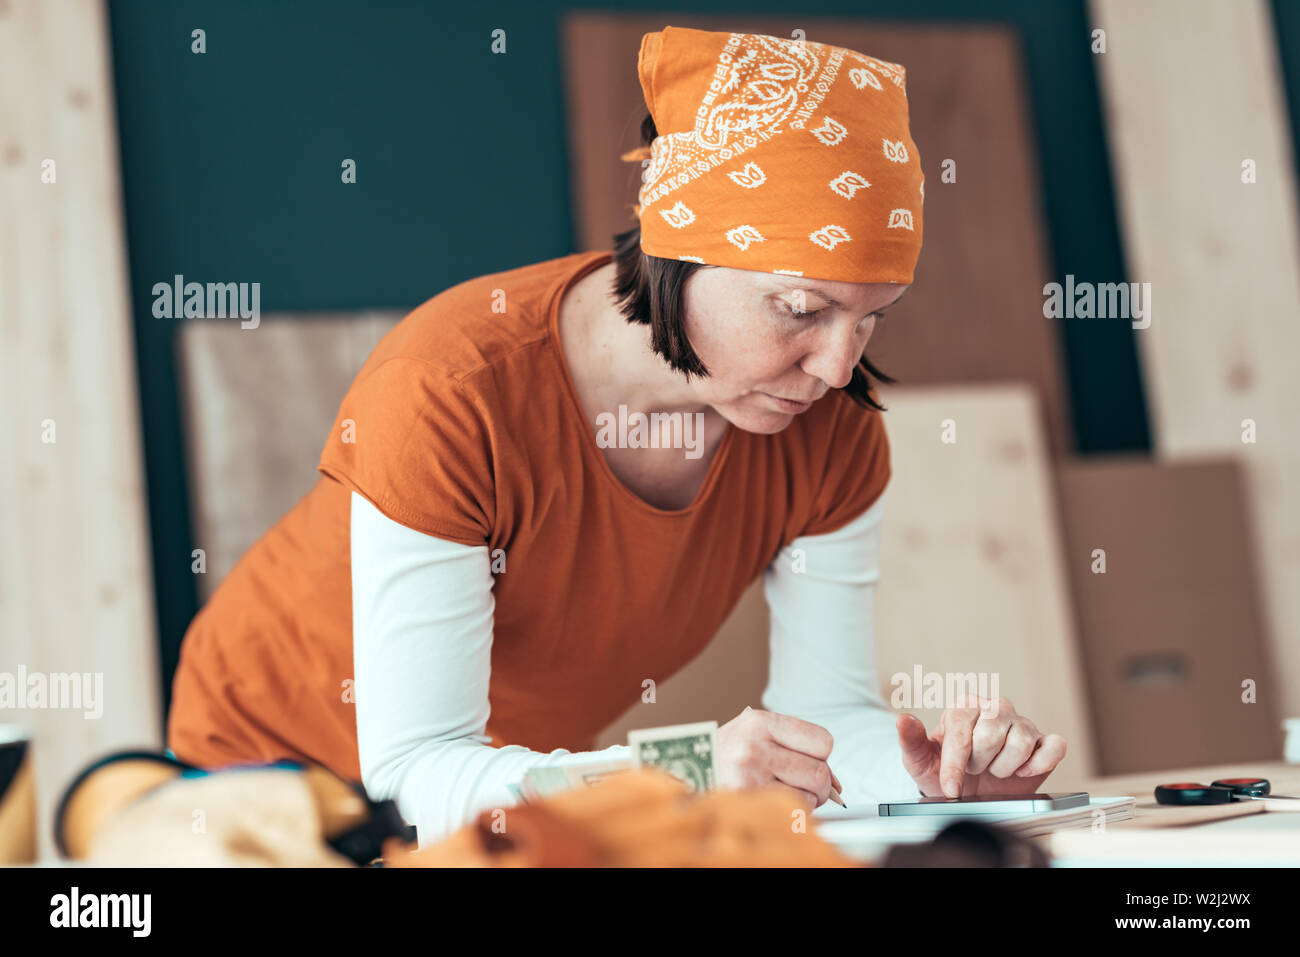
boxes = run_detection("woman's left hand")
[896,696,1067,798]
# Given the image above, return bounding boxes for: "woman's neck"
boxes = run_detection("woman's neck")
[558,259,732,510]
[563,261,711,417]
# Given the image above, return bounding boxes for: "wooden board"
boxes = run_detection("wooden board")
[1090,0,1300,717]
[1056,457,1284,774]
[0,0,159,861]
[175,313,400,598]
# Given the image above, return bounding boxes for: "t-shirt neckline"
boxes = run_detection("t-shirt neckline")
[546,250,737,519]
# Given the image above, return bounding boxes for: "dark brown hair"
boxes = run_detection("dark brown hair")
[610,113,898,412]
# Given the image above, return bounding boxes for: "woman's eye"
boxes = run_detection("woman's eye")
[785,302,825,319]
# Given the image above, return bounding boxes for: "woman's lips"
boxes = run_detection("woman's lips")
[762,392,814,413]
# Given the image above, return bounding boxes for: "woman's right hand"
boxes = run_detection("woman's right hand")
[715,707,843,809]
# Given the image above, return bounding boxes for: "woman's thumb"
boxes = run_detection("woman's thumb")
[895,712,933,775]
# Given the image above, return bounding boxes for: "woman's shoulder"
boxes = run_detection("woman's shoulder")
[357,250,607,383]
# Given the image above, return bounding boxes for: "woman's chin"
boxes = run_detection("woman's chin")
[719,405,798,435]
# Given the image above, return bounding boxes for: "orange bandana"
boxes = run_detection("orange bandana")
[622,26,924,284]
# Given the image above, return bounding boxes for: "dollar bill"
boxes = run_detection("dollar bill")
[627,721,717,794]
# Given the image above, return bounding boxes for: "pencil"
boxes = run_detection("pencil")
[829,770,847,808]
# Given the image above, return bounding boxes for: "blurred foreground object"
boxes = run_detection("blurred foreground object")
[55,751,412,866]
[384,766,860,867]
[385,766,1051,868]
[0,727,37,864]
[882,819,1049,867]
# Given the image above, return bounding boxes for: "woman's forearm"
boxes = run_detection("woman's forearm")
[351,489,632,846]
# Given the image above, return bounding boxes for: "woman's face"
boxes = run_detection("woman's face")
[681,266,909,433]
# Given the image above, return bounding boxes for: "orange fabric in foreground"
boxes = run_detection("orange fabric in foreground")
[382,766,862,867]
[166,250,892,782]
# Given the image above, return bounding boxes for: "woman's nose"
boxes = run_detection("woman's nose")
[800,321,869,389]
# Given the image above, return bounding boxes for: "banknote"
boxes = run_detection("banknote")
[627,720,717,794]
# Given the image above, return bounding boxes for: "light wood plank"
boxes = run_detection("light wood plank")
[176,313,400,597]
[0,0,159,861]
[1056,457,1283,773]
[1091,0,1300,717]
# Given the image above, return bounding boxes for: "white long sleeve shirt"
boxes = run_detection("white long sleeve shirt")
[351,487,918,847]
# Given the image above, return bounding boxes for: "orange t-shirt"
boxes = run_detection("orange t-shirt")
[166,250,892,782]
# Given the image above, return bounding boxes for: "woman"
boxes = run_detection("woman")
[167,26,1066,845]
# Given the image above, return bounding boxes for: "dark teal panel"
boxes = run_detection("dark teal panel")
[109,1,574,305]
[1273,0,1300,223]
